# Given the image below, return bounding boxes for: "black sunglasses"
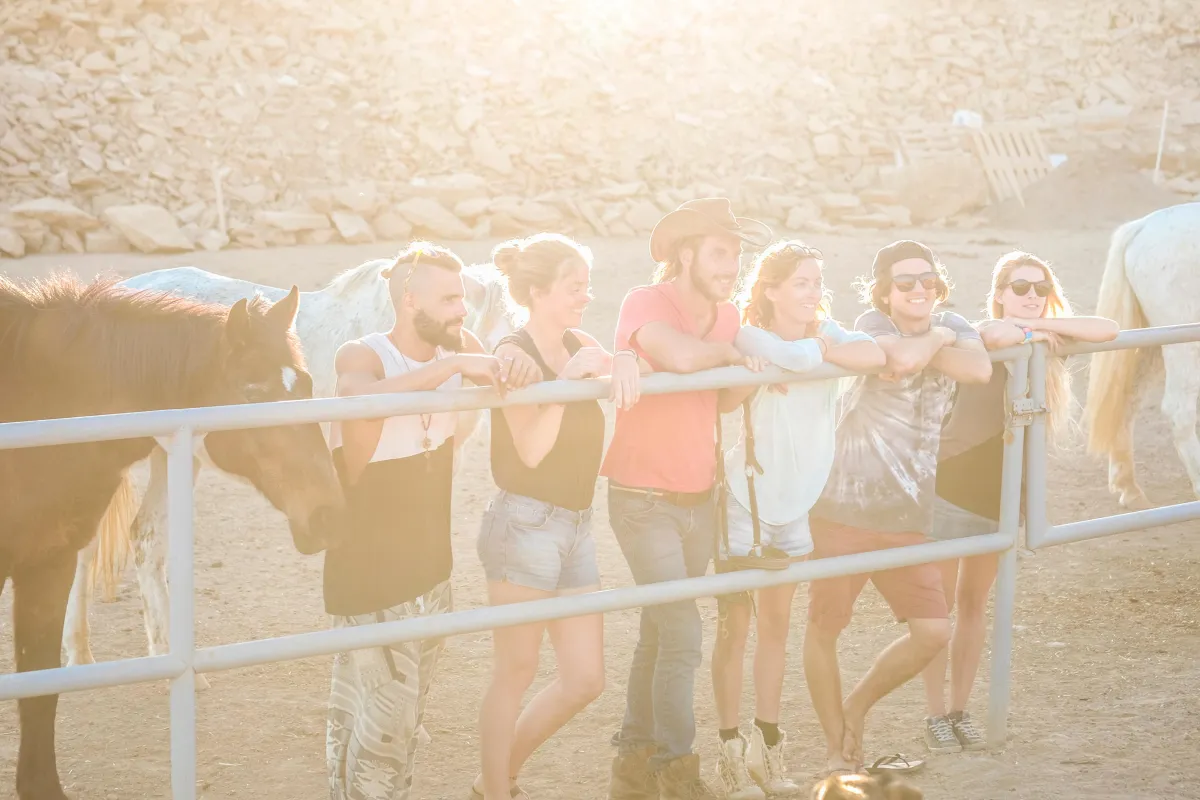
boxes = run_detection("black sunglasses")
[1005,279,1053,298]
[891,272,940,292]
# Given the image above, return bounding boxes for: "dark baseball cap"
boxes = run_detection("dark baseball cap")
[871,240,939,280]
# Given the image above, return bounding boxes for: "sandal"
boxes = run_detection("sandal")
[865,753,925,775]
[468,782,529,799]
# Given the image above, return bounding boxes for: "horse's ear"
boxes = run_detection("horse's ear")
[266,285,300,331]
[225,297,252,349]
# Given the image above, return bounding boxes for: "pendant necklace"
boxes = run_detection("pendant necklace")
[393,338,439,470]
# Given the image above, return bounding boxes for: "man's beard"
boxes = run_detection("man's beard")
[690,268,730,303]
[414,309,465,351]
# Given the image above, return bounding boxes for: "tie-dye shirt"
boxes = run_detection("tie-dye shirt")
[811,308,982,534]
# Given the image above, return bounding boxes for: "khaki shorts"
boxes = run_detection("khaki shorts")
[807,518,948,632]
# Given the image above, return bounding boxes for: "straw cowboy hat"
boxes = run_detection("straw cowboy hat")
[649,197,773,263]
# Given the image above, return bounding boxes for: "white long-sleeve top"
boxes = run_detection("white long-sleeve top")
[724,319,870,526]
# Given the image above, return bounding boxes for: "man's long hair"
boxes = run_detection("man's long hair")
[652,235,703,284]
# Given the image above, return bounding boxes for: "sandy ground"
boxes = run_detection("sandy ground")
[1,227,1198,800]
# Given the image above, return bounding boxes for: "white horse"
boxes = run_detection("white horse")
[63,257,516,681]
[1085,202,1200,509]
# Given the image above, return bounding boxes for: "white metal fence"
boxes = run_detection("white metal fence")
[2,323,1199,800]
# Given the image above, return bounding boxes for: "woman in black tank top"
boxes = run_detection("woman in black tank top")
[919,251,1118,754]
[471,233,644,800]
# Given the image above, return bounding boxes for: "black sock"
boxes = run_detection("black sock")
[719,727,741,742]
[754,719,780,747]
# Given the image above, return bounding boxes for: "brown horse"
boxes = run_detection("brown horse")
[0,273,345,800]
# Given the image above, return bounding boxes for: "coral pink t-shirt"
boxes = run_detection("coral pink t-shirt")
[599,282,740,493]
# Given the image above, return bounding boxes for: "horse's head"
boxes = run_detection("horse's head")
[201,286,345,555]
[462,265,519,351]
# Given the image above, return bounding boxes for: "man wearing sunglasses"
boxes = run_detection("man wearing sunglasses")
[802,240,992,777]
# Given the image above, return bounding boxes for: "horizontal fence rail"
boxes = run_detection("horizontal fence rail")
[2,323,1200,800]
[0,533,1014,703]
[0,343,1032,450]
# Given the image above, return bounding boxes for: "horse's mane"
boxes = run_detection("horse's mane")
[323,258,391,298]
[465,261,525,328]
[0,273,278,417]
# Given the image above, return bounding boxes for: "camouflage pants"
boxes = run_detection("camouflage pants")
[326,581,452,800]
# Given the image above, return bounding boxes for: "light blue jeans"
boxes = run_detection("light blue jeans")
[607,484,715,771]
[477,490,599,591]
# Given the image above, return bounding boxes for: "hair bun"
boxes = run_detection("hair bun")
[491,241,523,277]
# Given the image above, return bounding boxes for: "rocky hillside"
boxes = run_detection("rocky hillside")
[2,0,1199,258]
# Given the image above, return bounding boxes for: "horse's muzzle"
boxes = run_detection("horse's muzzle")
[290,505,346,555]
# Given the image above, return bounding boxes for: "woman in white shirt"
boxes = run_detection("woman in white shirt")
[709,241,885,799]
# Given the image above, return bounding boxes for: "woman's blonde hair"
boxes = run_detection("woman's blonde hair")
[987,251,1075,445]
[737,239,831,330]
[491,233,592,309]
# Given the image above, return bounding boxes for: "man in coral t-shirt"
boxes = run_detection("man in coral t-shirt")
[602,198,771,800]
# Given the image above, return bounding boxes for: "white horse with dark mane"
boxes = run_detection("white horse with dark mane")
[1085,202,1200,509]
[63,257,515,683]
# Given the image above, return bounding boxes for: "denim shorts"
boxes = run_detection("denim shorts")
[720,493,814,559]
[477,489,600,592]
[929,494,999,541]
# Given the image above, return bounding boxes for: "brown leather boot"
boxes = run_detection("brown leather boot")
[608,745,658,800]
[655,754,719,800]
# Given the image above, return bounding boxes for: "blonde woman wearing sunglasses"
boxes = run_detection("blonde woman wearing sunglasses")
[920,251,1118,754]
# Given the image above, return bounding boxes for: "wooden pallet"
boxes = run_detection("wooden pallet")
[969,123,1053,206]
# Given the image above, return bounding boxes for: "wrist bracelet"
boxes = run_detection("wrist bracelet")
[613,348,637,360]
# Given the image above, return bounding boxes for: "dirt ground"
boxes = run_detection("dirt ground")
[1,227,1198,800]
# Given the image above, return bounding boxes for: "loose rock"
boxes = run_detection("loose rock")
[332,212,376,244]
[102,205,194,253]
[371,210,414,241]
[84,229,131,254]
[396,197,473,240]
[256,211,332,232]
[0,228,26,257]
[12,198,100,231]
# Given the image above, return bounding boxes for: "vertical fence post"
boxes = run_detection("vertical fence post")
[1024,344,1049,549]
[168,428,197,800]
[986,353,1029,748]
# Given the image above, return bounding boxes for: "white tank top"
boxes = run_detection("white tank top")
[329,332,462,464]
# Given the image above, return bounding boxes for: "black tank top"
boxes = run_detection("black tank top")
[324,440,454,616]
[490,329,606,511]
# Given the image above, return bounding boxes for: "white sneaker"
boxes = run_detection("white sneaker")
[715,735,766,800]
[924,715,963,754]
[745,725,803,797]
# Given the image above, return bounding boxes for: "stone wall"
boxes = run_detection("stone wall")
[2,0,1199,257]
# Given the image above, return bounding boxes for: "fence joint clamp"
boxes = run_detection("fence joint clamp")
[1009,398,1046,427]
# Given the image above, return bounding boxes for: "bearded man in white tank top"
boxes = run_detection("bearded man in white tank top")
[324,241,542,800]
